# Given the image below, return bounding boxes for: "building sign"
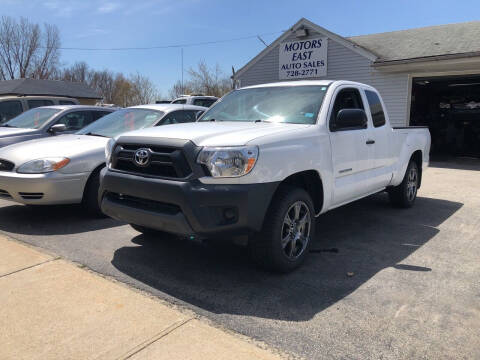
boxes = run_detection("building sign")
[279,37,327,80]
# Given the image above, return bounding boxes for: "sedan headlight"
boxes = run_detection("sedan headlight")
[197,146,259,177]
[17,157,70,174]
[105,138,115,165]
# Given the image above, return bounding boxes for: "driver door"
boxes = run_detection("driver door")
[329,87,373,206]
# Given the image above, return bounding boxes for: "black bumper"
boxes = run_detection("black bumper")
[99,169,279,237]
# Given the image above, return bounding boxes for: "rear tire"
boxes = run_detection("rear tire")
[82,167,105,217]
[388,160,419,208]
[250,185,315,273]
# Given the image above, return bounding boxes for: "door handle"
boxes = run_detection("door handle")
[366,139,375,145]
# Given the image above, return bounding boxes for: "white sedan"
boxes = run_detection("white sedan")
[0,104,206,215]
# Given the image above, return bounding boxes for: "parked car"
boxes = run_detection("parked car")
[0,105,116,148]
[100,80,431,272]
[0,104,206,215]
[0,96,80,124]
[171,95,218,107]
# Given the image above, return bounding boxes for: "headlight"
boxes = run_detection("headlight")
[17,157,70,174]
[105,138,115,165]
[197,146,259,177]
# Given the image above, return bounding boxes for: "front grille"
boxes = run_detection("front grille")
[105,192,181,215]
[19,192,44,200]
[0,159,14,171]
[112,143,192,179]
[0,189,12,199]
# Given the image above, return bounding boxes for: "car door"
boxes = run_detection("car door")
[52,111,94,133]
[329,87,374,206]
[363,89,392,192]
[160,110,197,125]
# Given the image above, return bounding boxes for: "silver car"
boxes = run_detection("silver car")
[0,104,206,215]
[0,105,117,148]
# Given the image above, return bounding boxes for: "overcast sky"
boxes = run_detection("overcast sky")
[1,0,478,97]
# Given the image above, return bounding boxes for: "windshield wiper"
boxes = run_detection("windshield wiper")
[254,119,271,123]
[84,132,107,137]
[1,124,16,128]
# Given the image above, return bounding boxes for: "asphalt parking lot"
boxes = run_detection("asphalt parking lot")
[1,160,479,359]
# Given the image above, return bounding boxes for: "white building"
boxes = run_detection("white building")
[233,18,480,157]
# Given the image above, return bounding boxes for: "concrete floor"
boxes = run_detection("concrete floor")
[0,160,479,359]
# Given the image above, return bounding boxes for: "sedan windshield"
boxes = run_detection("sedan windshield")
[77,108,164,138]
[199,85,328,124]
[3,108,61,129]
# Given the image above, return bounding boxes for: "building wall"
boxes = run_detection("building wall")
[77,98,98,105]
[236,29,410,126]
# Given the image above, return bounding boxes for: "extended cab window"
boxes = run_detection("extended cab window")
[365,90,386,127]
[330,88,365,131]
[0,100,23,123]
[193,98,216,107]
[172,99,187,104]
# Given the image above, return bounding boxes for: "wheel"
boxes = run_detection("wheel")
[82,167,105,217]
[388,160,419,208]
[250,185,315,273]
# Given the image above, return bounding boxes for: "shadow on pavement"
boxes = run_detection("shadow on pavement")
[111,193,462,321]
[430,158,480,171]
[0,202,122,235]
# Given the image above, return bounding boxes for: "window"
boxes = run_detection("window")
[172,99,187,104]
[59,100,76,105]
[200,86,329,124]
[91,111,113,121]
[55,111,94,131]
[0,100,23,123]
[193,98,217,107]
[161,110,197,125]
[27,99,54,109]
[365,90,386,127]
[330,88,365,130]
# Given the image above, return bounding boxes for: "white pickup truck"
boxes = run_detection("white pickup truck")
[100,80,431,272]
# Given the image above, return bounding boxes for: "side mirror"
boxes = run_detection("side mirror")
[49,123,67,134]
[333,109,367,131]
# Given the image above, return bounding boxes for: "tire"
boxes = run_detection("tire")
[82,167,105,217]
[388,160,419,208]
[250,185,315,273]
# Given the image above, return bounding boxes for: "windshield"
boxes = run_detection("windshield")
[3,108,61,129]
[199,85,328,124]
[77,108,164,138]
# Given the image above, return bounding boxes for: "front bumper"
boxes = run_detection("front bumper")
[0,170,89,205]
[100,169,279,237]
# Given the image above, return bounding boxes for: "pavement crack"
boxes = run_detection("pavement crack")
[117,317,195,360]
[0,257,60,279]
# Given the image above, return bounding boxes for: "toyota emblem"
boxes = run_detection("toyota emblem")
[134,148,151,167]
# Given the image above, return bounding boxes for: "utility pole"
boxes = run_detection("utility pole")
[181,48,184,95]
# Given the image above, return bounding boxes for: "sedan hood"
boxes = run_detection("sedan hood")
[119,121,312,146]
[0,127,37,138]
[0,134,109,168]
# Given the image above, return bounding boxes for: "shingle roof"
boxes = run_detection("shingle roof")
[0,79,101,99]
[348,21,480,63]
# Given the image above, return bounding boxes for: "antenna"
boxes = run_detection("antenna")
[257,35,268,47]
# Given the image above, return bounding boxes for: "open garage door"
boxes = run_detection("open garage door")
[410,74,480,158]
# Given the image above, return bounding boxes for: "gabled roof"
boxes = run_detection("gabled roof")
[0,79,101,99]
[234,18,377,79]
[348,21,480,64]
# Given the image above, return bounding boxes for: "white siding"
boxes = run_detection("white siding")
[237,30,409,126]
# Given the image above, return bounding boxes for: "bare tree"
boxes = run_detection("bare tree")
[0,16,61,80]
[169,61,232,98]
[128,72,158,105]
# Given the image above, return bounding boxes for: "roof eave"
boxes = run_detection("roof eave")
[373,51,480,67]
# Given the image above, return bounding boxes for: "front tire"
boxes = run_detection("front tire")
[82,168,105,217]
[250,185,315,273]
[388,160,419,208]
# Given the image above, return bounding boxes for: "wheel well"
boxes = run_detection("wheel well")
[278,170,324,214]
[411,150,423,188]
[82,163,105,200]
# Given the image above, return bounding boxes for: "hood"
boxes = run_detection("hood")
[0,134,109,166]
[119,121,312,146]
[0,127,37,138]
